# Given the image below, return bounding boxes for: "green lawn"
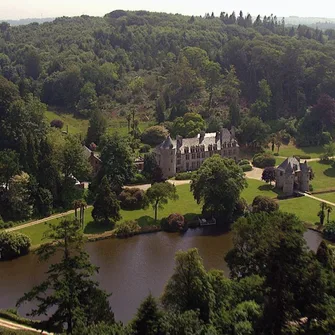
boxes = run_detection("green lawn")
[45,110,89,136]
[18,180,278,246]
[277,143,324,158]
[314,192,335,204]
[278,196,323,225]
[309,161,335,191]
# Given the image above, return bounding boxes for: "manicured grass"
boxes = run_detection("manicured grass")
[315,192,335,204]
[309,161,335,191]
[17,180,279,246]
[277,143,324,158]
[278,196,323,225]
[45,110,89,136]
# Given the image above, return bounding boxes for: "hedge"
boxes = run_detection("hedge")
[0,232,31,261]
[114,221,141,238]
[252,153,276,168]
[175,171,195,180]
[241,164,253,172]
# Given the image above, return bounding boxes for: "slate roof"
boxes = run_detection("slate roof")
[158,130,238,152]
[82,146,101,162]
[277,157,308,174]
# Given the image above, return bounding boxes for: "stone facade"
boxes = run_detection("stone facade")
[83,146,101,176]
[154,128,239,179]
[275,157,310,196]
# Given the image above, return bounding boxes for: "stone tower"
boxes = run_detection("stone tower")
[283,164,295,195]
[156,136,176,179]
[299,160,310,192]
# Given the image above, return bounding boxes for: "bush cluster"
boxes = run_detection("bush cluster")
[252,195,279,213]
[129,173,148,185]
[240,164,253,172]
[0,216,14,229]
[50,119,64,129]
[175,171,195,180]
[161,213,188,232]
[0,231,31,261]
[252,153,276,168]
[114,221,141,238]
[118,188,148,210]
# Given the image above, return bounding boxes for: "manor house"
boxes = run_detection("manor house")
[275,157,311,196]
[155,128,239,179]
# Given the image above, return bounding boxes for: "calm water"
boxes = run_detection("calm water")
[0,228,322,323]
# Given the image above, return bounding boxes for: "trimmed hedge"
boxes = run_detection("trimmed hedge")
[238,159,250,166]
[0,232,31,261]
[241,164,252,172]
[252,153,276,168]
[175,171,195,180]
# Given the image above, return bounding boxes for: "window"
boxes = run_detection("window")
[186,154,190,160]
[280,171,283,176]
[228,150,231,155]
[192,162,196,169]
[192,153,196,159]
[177,159,181,165]
[223,150,226,156]
[202,152,205,158]
[177,152,181,158]
[171,159,173,163]
[197,161,200,168]
[186,162,189,170]
[197,152,200,159]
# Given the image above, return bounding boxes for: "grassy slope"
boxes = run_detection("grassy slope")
[277,143,324,158]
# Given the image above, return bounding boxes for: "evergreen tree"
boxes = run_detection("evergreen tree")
[86,110,107,146]
[92,176,121,226]
[17,219,114,334]
[132,294,162,335]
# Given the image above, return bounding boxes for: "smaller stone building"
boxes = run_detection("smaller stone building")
[83,146,101,176]
[275,157,311,195]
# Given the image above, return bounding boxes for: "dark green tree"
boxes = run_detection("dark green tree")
[92,176,121,226]
[17,219,114,334]
[86,110,107,146]
[191,155,247,222]
[0,149,20,189]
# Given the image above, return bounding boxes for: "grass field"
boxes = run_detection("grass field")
[277,143,324,158]
[309,161,335,191]
[18,180,280,246]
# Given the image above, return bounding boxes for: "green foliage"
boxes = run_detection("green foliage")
[175,171,195,180]
[131,294,162,335]
[16,219,114,333]
[92,176,121,226]
[252,153,276,168]
[237,117,270,148]
[191,155,247,222]
[240,164,252,172]
[324,221,335,241]
[261,166,276,184]
[0,149,20,190]
[170,113,206,138]
[0,231,31,261]
[252,195,279,213]
[320,142,335,162]
[142,152,163,183]
[114,220,141,238]
[146,182,179,221]
[118,188,149,210]
[86,110,107,146]
[161,248,215,322]
[141,126,168,146]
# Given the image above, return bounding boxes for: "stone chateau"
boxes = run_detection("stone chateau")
[155,128,239,179]
[275,157,311,195]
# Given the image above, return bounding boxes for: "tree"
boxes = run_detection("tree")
[261,166,276,185]
[311,94,335,132]
[99,133,134,190]
[131,294,162,335]
[318,202,327,226]
[17,219,114,334]
[316,240,334,270]
[191,155,247,222]
[237,117,270,148]
[170,113,206,138]
[76,82,98,118]
[86,110,107,146]
[251,79,272,121]
[0,231,31,261]
[226,211,324,334]
[155,95,166,123]
[73,199,87,228]
[0,149,20,190]
[161,248,214,322]
[63,135,91,181]
[252,195,279,213]
[92,176,121,226]
[320,142,335,162]
[141,126,168,146]
[146,182,178,222]
[142,152,163,183]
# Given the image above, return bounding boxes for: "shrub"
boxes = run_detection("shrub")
[139,144,151,153]
[114,221,141,238]
[0,220,14,229]
[281,132,291,145]
[238,159,250,166]
[240,164,252,172]
[161,213,188,232]
[252,196,279,213]
[175,171,195,180]
[324,221,335,241]
[50,119,64,129]
[274,152,279,156]
[118,188,148,210]
[309,184,314,192]
[252,153,276,168]
[141,126,169,146]
[0,231,31,261]
[129,173,148,185]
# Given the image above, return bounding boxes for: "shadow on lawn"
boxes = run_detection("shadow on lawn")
[84,221,113,234]
[324,167,335,178]
[257,184,283,196]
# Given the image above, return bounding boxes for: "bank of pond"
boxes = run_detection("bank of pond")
[0,226,323,323]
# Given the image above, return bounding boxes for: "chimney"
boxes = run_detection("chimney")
[215,131,220,143]
[230,126,236,139]
[199,131,205,143]
[176,135,183,150]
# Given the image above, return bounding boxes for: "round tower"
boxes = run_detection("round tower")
[157,136,176,179]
